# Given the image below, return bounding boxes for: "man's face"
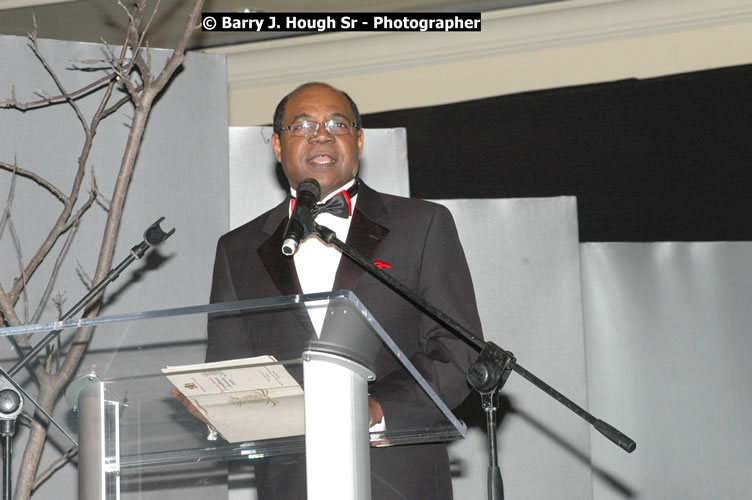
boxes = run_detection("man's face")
[272,85,364,199]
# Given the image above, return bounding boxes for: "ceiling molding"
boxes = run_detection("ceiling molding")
[208,0,752,89]
[0,0,74,8]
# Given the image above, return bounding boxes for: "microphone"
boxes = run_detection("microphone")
[130,217,176,259]
[282,178,321,256]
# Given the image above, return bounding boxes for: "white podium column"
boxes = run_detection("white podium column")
[75,378,106,500]
[68,374,120,500]
[302,350,375,500]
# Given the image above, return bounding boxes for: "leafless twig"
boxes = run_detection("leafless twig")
[0,161,66,203]
[51,292,66,319]
[1,2,207,496]
[0,72,117,110]
[30,225,78,324]
[3,169,30,323]
[75,259,93,291]
[27,20,89,135]
[32,445,78,489]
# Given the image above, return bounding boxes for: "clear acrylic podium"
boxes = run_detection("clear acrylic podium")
[0,291,466,499]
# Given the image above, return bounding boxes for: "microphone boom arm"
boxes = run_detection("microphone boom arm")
[7,217,175,378]
[314,221,636,453]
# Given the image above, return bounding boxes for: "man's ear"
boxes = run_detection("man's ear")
[357,128,364,158]
[272,133,282,162]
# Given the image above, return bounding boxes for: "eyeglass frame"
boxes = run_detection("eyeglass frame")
[280,119,359,138]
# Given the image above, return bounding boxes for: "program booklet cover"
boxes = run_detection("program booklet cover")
[163,355,304,443]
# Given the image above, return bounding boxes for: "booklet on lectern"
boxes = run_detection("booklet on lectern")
[162,355,304,443]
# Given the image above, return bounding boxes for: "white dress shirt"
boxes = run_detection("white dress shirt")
[289,179,385,432]
[290,179,357,336]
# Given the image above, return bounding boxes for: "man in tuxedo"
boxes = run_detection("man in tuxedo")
[206,82,483,499]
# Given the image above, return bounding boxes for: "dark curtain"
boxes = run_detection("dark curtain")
[363,64,752,242]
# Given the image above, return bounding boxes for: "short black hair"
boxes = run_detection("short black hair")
[272,82,362,134]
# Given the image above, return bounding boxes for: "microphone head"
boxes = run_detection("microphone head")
[281,237,298,256]
[297,178,321,202]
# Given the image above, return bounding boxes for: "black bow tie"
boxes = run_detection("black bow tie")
[305,181,359,219]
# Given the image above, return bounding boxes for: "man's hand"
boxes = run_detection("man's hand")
[368,395,391,446]
[171,388,210,426]
[368,395,384,427]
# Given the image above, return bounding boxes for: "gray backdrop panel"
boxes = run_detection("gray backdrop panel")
[0,35,229,499]
[581,242,752,500]
[442,197,592,500]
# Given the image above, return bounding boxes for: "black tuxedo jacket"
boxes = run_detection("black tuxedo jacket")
[207,181,483,499]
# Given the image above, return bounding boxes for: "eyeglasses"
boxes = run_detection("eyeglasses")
[282,119,358,137]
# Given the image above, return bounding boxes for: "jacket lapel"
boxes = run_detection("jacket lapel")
[333,182,390,292]
[256,199,304,297]
[256,184,391,296]
[255,199,318,340]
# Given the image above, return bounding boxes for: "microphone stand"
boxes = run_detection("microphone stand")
[6,217,175,378]
[0,379,22,500]
[0,217,174,500]
[312,222,635,500]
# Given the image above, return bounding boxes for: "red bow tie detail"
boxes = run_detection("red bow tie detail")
[290,181,359,219]
[311,190,353,218]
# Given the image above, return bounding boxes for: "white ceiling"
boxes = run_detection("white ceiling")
[0,0,563,49]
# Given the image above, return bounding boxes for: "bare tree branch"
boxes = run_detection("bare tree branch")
[89,166,111,213]
[0,72,116,110]
[3,169,30,323]
[0,161,67,203]
[27,23,90,136]
[51,292,66,318]
[30,223,78,324]
[7,38,123,306]
[151,0,202,91]
[0,282,22,328]
[121,0,153,82]
[61,187,96,233]
[75,259,93,290]
[54,0,203,384]
[32,89,52,101]
[133,0,162,70]
[8,214,30,324]
[3,2,206,496]
[101,84,143,120]
[32,445,78,489]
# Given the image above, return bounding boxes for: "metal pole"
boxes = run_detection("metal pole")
[0,384,22,500]
[77,378,105,500]
[481,392,503,500]
[2,431,11,500]
[303,350,375,500]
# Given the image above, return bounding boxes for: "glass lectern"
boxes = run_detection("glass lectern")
[0,291,466,500]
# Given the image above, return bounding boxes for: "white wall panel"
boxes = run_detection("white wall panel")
[0,34,229,499]
[582,242,752,499]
